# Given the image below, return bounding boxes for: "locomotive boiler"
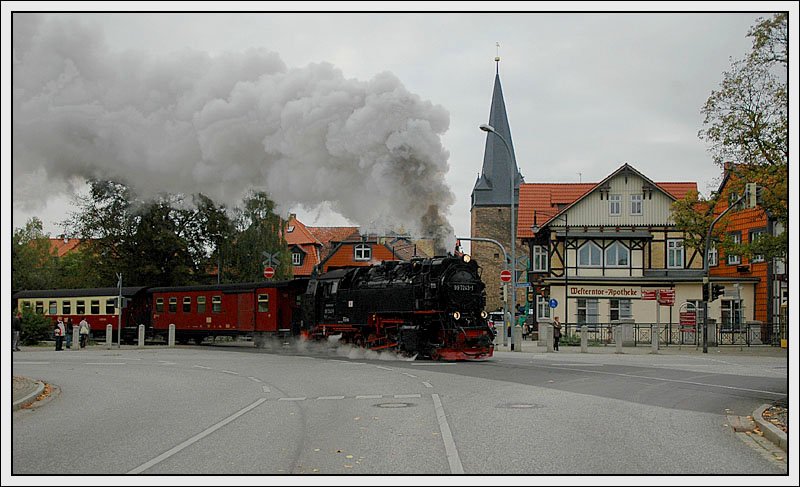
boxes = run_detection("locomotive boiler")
[301,254,495,360]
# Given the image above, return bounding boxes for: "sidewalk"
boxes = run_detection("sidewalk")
[12,375,45,410]
[494,340,789,357]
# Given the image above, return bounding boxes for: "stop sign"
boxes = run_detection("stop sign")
[263,266,275,279]
[500,270,512,282]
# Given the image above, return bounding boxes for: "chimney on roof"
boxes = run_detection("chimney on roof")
[289,213,296,220]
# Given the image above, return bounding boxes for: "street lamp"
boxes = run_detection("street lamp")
[531,211,568,329]
[480,123,518,351]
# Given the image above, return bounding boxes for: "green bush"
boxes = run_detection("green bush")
[19,308,54,345]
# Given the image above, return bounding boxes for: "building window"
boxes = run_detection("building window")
[721,299,743,331]
[667,239,684,269]
[609,194,621,216]
[686,300,705,326]
[106,299,116,315]
[183,297,192,313]
[292,252,302,266]
[536,295,551,320]
[76,300,85,315]
[749,229,765,263]
[532,245,548,272]
[258,294,270,312]
[155,298,164,313]
[605,241,629,267]
[22,301,31,311]
[197,296,206,314]
[35,301,44,314]
[212,296,222,313]
[609,299,632,321]
[578,241,602,267]
[168,297,177,313]
[354,244,371,261]
[62,301,71,315]
[49,301,58,315]
[91,300,100,315]
[577,298,599,325]
[708,241,718,267]
[630,194,643,215]
[727,232,741,265]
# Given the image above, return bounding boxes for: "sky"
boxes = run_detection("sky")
[4,3,797,255]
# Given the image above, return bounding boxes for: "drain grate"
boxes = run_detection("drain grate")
[375,402,415,408]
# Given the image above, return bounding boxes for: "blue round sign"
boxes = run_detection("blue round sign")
[548,298,558,308]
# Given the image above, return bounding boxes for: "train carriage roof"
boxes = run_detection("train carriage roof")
[13,287,148,299]
[147,280,308,294]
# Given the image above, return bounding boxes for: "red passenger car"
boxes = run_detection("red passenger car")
[147,280,307,345]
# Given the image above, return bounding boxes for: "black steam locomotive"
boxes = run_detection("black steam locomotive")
[301,254,495,360]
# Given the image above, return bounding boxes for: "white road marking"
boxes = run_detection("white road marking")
[317,396,346,400]
[422,382,433,388]
[394,394,421,399]
[221,370,238,375]
[127,398,267,474]
[262,386,271,393]
[401,373,417,378]
[432,394,464,474]
[355,395,383,399]
[192,365,212,370]
[531,363,787,396]
[247,377,262,383]
[158,361,177,366]
[84,362,126,365]
[13,362,50,365]
[554,363,605,367]
[411,363,455,366]
[375,365,394,371]
[278,397,306,401]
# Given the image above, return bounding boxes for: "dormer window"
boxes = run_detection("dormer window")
[287,225,295,233]
[355,244,371,261]
[292,252,302,266]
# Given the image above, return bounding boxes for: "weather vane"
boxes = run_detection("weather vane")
[495,42,500,62]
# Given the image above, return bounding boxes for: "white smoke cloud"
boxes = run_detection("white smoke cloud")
[13,14,455,251]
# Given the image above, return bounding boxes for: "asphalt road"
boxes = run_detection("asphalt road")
[11,342,789,477]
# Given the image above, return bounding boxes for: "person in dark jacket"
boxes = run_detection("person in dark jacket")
[553,316,562,351]
[12,312,22,351]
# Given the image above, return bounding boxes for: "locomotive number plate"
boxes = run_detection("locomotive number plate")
[452,284,474,291]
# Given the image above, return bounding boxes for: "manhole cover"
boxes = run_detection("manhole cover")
[375,402,414,408]
[496,403,544,409]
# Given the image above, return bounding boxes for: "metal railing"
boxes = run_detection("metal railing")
[542,321,787,347]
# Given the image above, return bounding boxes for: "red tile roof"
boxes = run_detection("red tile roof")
[48,238,83,257]
[322,242,398,271]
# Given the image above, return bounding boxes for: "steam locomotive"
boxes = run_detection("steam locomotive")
[14,255,494,361]
[301,254,495,360]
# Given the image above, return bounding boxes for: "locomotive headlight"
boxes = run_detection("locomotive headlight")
[480,310,488,319]
[452,311,461,320]
[462,254,471,263]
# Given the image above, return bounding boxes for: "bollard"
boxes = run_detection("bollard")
[512,325,523,352]
[106,324,113,349]
[545,324,554,352]
[72,326,79,351]
[168,324,176,347]
[651,324,659,354]
[615,325,623,354]
[138,324,145,348]
[580,325,588,353]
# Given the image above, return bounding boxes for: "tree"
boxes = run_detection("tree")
[224,191,291,282]
[12,217,64,290]
[697,13,787,260]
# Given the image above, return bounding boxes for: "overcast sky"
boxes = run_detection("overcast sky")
[5,4,795,254]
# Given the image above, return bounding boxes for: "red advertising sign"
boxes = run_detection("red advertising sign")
[657,289,675,306]
[500,270,512,282]
[642,290,657,300]
[263,266,275,279]
[679,311,697,332]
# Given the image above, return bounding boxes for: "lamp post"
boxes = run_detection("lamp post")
[531,211,568,329]
[480,123,518,350]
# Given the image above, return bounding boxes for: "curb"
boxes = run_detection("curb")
[12,380,45,411]
[753,403,787,453]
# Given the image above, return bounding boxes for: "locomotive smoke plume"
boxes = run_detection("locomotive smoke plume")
[13,14,456,251]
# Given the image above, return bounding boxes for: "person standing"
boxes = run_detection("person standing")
[65,317,74,349]
[12,312,22,351]
[79,317,91,348]
[553,316,562,351]
[54,318,66,351]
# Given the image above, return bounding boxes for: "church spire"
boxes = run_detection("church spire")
[471,48,523,208]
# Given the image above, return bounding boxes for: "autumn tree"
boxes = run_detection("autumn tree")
[695,13,788,260]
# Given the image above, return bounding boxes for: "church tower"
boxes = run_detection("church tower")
[470,53,525,313]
